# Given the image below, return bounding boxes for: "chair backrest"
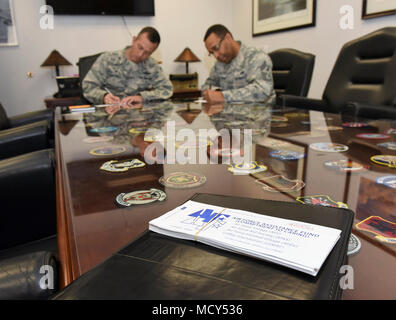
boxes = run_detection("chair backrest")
[269,48,315,97]
[77,53,103,100]
[0,103,10,130]
[77,52,103,83]
[323,27,396,112]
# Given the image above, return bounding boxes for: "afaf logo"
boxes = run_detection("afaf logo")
[182,208,230,230]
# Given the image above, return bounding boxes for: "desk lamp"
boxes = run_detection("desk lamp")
[174,47,200,74]
[41,50,72,76]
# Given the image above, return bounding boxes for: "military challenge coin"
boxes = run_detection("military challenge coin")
[356,133,390,140]
[100,159,146,172]
[324,159,367,172]
[227,161,268,175]
[370,155,396,168]
[269,150,305,160]
[89,126,118,133]
[159,172,206,189]
[342,122,369,128]
[347,234,361,256]
[376,175,396,189]
[296,195,349,209]
[309,142,348,153]
[377,142,396,151]
[255,175,305,192]
[89,146,126,156]
[115,189,166,207]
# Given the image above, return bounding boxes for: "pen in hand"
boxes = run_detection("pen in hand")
[104,88,121,104]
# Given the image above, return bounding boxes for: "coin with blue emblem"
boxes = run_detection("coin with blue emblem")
[377,142,396,150]
[376,175,396,189]
[89,126,118,133]
[89,146,126,156]
[270,150,305,160]
[356,133,390,140]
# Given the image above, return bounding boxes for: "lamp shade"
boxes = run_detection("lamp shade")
[41,50,72,76]
[174,47,201,63]
[174,47,200,74]
[41,50,72,67]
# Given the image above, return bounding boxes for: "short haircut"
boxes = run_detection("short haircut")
[138,27,161,44]
[204,24,233,41]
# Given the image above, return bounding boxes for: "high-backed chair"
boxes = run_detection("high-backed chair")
[0,149,58,299]
[279,27,396,116]
[77,52,103,103]
[78,52,103,82]
[0,103,52,160]
[0,102,53,131]
[269,48,315,98]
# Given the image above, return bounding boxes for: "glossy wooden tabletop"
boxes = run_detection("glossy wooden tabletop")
[55,101,396,299]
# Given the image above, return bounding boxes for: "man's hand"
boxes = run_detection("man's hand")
[105,105,121,115]
[121,95,143,106]
[204,103,225,115]
[104,93,120,104]
[203,90,225,103]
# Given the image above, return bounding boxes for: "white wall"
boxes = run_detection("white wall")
[1,0,395,117]
[232,0,396,99]
[0,0,232,116]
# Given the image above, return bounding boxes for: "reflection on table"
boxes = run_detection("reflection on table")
[55,100,396,299]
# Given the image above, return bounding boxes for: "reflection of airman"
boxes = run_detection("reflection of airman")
[203,103,225,116]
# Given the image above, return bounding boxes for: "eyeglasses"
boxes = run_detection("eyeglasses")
[208,35,225,57]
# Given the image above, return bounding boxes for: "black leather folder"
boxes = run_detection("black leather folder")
[53,193,354,300]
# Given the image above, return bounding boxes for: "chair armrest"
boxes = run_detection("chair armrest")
[342,102,396,120]
[278,94,330,112]
[0,251,58,299]
[0,120,50,160]
[8,109,54,128]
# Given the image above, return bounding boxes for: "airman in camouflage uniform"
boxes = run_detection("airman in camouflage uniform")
[83,27,173,105]
[202,24,275,104]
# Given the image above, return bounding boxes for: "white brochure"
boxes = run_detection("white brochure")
[149,200,341,276]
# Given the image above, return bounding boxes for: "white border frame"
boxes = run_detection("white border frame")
[0,0,18,47]
[252,0,316,37]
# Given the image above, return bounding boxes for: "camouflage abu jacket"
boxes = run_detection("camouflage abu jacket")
[82,48,173,104]
[201,43,275,104]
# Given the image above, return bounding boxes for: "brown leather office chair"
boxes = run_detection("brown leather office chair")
[279,27,396,118]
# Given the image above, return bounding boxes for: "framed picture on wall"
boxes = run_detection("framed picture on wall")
[0,0,18,46]
[252,0,316,37]
[362,0,396,19]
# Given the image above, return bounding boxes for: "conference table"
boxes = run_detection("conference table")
[55,100,396,299]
